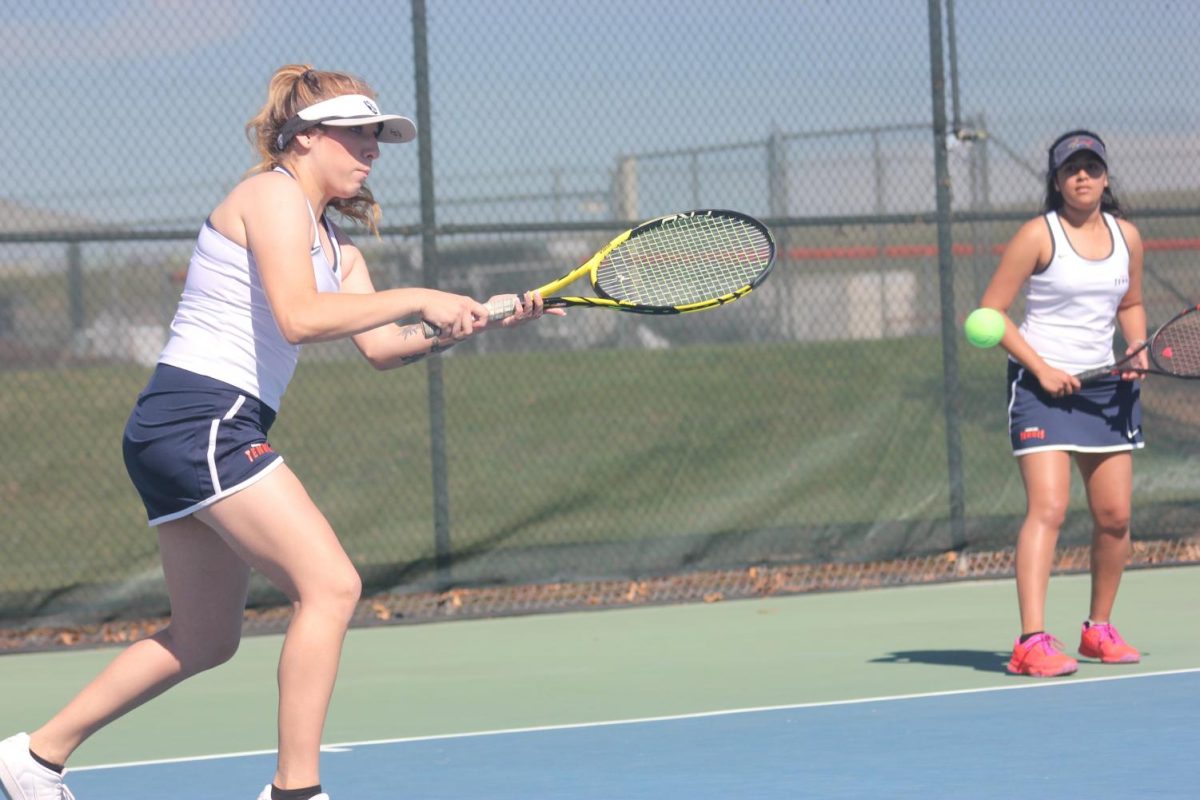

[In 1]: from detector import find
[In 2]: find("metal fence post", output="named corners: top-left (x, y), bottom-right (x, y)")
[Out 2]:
top-left (411, 0), bottom-right (454, 588)
top-left (927, 0), bottom-right (967, 548)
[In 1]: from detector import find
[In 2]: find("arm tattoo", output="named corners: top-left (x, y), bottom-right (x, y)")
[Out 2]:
top-left (395, 323), bottom-right (456, 366)
top-left (399, 323), bottom-right (424, 340)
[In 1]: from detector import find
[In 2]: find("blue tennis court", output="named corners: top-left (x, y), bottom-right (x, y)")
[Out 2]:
top-left (65, 669), bottom-right (1200, 799)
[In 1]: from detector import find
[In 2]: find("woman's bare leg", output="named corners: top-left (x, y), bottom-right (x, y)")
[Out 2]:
top-left (197, 464), bottom-right (361, 790)
top-left (28, 517), bottom-right (250, 764)
top-left (1015, 451), bottom-right (1072, 634)
top-left (1076, 451), bottom-right (1133, 622)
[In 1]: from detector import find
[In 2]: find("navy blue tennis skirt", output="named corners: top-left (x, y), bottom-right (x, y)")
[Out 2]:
top-left (122, 363), bottom-right (284, 526)
top-left (1006, 360), bottom-right (1143, 456)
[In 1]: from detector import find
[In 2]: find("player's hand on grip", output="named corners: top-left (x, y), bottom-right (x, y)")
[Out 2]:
top-left (1037, 366), bottom-right (1081, 398)
top-left (421, 290), bottom-right (490, 340)
top-left (493, 292), bottom-right (566, 329)
top-left (1120, 341), bottom-right (1149, 381)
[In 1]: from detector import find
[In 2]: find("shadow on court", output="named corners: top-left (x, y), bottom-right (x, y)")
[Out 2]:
top-left (870, 649), bottom-right (1011, 673)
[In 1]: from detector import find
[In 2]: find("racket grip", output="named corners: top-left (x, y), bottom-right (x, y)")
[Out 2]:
top-left (1075, 365), bottom-right (1117, 384)
top-left (421, 295), bottom-right (519, 339)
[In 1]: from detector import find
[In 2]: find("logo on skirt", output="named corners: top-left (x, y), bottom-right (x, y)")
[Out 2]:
top-left (244, 442), bottom-right (275, 462)
top-left (1019, 427), bottom-right (1046, 441)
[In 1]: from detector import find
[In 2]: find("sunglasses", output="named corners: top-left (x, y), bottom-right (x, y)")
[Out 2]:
top-left (1057, 160), bottom-right (1106, 178)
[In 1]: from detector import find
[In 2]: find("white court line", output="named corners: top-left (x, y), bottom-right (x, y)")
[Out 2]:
top-left (73, 666), bottom-right (1200, 772)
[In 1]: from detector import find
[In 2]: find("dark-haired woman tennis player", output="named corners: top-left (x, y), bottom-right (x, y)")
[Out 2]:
top-left (976, 130), bottom-right (1146, 678)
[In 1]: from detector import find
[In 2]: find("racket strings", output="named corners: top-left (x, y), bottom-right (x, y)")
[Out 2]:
top-left (1153, 312), bottom-right (1200, 376)
top-left (595, 213), bottom-right (773, 307)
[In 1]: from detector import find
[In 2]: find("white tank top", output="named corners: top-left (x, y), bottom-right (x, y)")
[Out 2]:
top-left (158, 170), bottom-right (342, 410)
top-left (1017, 210), bottom-right (1129, 373)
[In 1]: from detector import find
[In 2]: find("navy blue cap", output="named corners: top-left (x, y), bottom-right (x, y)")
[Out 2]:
top-left (1051, 134), bottom-right (1107, 171)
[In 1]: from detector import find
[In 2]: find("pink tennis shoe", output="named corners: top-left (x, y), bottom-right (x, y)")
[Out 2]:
top-left (1007, 632), bottom-right (1079, 677)
top-left (1078, 621), bottom-right (1140, 663)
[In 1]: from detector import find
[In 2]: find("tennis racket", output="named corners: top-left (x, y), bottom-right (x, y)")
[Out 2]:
top-left (422, 209), bottom-right (775, 338)
top-left (1076, 304), bottom-right (1200, 383)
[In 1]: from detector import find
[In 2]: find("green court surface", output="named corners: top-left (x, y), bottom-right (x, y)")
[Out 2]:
top-left (1, 565), bottom-right (1197, 768)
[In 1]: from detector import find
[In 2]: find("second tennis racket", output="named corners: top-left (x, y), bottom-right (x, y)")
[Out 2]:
top-left (1076, 303), bottom-right (1200, 383)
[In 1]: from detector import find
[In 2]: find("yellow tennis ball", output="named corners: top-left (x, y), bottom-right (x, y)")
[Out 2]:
top-left (964, 308), bottom-right (1005, 348)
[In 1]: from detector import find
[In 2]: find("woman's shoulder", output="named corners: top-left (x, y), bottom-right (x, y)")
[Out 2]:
top-left (230, 169), bottom-right (300, 201)
top-left (1112, 216), bottom-right (1143, 255)
top-left (996, 214), bottom-right (1054, 271)
top-left (1013, 214), bottom-right (1054, 243)
top-left (209, 170), bottom-right (306, 244)
top-left (218, 170), bottom-right (307, 218)
top-left (1111, 214), bottom-right (1141, 237)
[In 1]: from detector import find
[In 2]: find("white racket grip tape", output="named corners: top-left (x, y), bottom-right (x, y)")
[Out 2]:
top-left (421, 295), bottom-right (519, 338)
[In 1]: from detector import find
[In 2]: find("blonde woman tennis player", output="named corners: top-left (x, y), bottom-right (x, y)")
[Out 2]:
top-left (0, 64), bottom-right (557, 800)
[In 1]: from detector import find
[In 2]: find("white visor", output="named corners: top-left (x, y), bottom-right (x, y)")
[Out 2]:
top-left (276, 94), bottom-right (416, 150)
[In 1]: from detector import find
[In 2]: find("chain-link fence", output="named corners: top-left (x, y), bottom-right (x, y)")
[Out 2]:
top-left (2, 1), bottom-right (1199, 641)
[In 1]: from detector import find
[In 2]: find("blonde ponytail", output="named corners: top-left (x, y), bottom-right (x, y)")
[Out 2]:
top-left (245, 64), bottom-right (384, 234)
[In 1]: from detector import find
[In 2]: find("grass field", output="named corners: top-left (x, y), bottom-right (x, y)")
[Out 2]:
top-left (5, 334), bottom-right (1200, 622)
